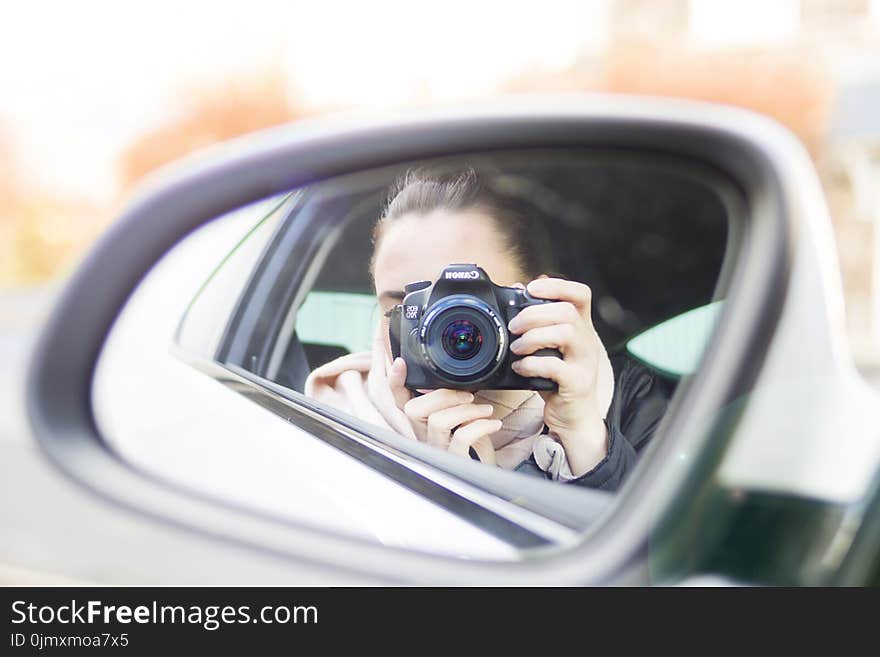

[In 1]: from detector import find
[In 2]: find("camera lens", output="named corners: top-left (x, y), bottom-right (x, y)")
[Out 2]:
top-left (442, 320), bottom-right (482, 360)
top-left (419, 295), bottom-right (505, 385)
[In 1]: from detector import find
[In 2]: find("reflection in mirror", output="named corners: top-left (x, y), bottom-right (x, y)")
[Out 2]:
top-left (93, 148), bottom-right (741, 561)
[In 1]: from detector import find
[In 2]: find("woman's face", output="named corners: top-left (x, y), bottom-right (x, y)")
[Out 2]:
top-left (372, 209), bottom-right (526, 359)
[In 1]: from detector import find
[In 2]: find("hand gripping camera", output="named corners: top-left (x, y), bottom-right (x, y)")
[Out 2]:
top-left (388, 264), bottom-right (561, 391)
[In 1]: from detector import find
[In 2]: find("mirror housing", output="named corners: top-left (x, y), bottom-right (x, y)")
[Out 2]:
top-left (28, 95), bottom-right (815, 583)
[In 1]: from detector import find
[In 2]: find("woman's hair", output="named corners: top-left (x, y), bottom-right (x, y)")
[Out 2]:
top-left (371, 168), bottom-right (556, 279)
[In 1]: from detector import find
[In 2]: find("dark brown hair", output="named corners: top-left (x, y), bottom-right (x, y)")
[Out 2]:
top-left (372, 168), bottom-right (555, 279)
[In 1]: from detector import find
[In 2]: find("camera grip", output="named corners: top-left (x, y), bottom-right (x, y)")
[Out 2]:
top-left (518, 347), bottom-right (560, 392)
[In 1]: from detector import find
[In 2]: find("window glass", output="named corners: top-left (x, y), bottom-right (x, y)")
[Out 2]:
top-left (175, 193), bottom-right (292, 361)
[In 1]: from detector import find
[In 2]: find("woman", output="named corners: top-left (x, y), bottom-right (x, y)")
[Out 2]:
top-left (305, 169), bottom-right (670, 490)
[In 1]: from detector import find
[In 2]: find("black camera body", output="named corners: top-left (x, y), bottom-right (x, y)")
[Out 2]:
top-left (388, 264), bottom-right (561, 391)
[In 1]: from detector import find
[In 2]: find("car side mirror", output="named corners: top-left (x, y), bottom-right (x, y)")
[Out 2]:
top-left (29, 97), bottom-right (872, 584)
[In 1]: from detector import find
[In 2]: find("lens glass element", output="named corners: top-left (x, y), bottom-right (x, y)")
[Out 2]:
top-left (421, 295), bottom-right (504, 384)
top-left (441, 320), bottom-right (482, 360)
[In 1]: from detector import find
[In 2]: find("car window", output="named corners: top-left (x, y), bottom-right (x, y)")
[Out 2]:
top-left (295, 291), bottom-right (379, 356)
top-left (294, 292), bottom-right (725, 379)
top-left (278, 152), bottom-right (734, 382)
top-left (175, 193), bottom-right (293, 361)
top-left (626, 300), bottom-right (724, 378)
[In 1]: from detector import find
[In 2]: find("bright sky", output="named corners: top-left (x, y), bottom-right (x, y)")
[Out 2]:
top-left (283, 1), bottom-right (605, 108)
top-left (689, 0), bottom-right (800, 47)
top-left (0, 1), bottom-right (292, 200)
top-left (0, 0), bottom-right (853, 203)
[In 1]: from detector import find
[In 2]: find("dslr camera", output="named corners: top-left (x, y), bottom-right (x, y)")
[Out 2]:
top-left (388, 264), bottom-right (561, 391)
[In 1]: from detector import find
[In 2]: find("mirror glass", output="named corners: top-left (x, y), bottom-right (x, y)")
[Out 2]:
top-left (92, 148), bottom-right (742, 561)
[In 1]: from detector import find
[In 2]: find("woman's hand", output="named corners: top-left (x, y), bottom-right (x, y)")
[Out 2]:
top-left (507, 278), bottom-right (607, 477)
top-left (365, 321), bottom-right (418, 439)
top-left (387, 360), bottom-right (499, 464)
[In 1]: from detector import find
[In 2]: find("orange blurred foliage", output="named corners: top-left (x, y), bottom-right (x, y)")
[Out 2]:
top-left (118, 68), bottom-right (308, 190)
top-left (506, 45), bottom-right (833, 155)
top-left (0, 130), bottom-right (18, 208)
top-left (603, 45), bottom-right (832, 155)
top-left (1, 129), bottom-right (101, 285)
top-left (2, 69), bottom-right (312, 285)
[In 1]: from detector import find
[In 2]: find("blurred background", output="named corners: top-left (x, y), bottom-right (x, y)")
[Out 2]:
top-left (1, 0), bottom-right (879, 584)
top-left (1, 0), bottom-right (879, 387)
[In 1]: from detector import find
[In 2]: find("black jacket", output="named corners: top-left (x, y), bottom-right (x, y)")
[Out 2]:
top-left (514, 353), bottom-right (674, 491)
